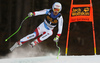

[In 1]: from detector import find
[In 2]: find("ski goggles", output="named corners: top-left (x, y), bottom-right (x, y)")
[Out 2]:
top-left (53, 8), bottom-right (60, 12)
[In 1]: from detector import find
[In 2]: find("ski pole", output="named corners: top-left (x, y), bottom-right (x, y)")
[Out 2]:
top-left (56, 42), bottom-right (60, 59)
top-left (5, 16), bottom-right (29, 42)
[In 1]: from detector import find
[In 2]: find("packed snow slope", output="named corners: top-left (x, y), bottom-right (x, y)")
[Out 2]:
top-left (0, 55), bottom-right (100, 63)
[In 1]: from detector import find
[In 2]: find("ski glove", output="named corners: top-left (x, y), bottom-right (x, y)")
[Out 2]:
top-left (28, 12), bottom-right (34, 17)
top-left (53, 35), bottom-right (59, 42)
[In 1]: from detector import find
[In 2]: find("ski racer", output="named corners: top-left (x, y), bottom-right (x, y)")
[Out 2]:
top-left (11, 2), bottom-right (63, 50)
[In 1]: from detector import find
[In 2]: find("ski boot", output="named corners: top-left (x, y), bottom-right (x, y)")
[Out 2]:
top-left (30, 39), bottom-right (39, 48)
top-left (16, 41), bottom-right (22, 47)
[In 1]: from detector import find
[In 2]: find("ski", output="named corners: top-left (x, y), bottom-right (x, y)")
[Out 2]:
top-left (10, 42), bottom-right (18, 51)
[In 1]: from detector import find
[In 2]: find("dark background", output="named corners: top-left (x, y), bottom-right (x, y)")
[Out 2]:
top-left (0, 0), bottom-right (100, 57)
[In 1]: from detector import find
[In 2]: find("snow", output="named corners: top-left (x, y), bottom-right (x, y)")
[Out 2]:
top-left (0, 44), bottom-right (99, 63)
top-left (0, 55), bottom-right (100, 63)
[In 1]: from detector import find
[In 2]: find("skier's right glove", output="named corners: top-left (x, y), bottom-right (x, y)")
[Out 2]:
top-left (28, 12), bottom-right (34, 17)
top-left (53, 35), bottom-right (59, 42)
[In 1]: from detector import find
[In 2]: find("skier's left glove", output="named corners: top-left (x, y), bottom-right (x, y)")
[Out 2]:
top-left (28, 12), bottom-right (34, 17)
top-left (53, 35), bottom-right (59, 42)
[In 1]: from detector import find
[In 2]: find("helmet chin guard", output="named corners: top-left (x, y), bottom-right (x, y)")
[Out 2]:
top-left (52, 2), bottom-right (62, 12)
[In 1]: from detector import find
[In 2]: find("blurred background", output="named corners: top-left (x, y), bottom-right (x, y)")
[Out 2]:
top-left (0, 0), bottom-right (100, 58)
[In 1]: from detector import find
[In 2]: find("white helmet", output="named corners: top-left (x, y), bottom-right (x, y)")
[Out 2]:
top-left (52, 2), bottom-right (62, 12)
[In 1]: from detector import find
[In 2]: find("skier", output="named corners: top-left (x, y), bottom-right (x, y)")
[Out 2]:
top-left (10, 2), bottom-right (63, 51)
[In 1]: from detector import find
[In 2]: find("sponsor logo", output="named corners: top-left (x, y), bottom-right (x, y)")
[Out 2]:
top-left (27, 35), bottom-right (34, 39)
top-left (46, 16), bottom-right (58, 23)
top-left (55, 5), bottom-right (60, 7)
top-left (72, 7), bottom-right (90, 16)
top-left (42, 33), bottom-right (49, 38)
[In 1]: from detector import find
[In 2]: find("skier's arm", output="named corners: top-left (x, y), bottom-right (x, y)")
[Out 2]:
top-left (53, 16), bottom-right (63, 42)
top-left (57, 16), bottom-right (63, 38)
top-left (33, 9), bottom-right (50, 16)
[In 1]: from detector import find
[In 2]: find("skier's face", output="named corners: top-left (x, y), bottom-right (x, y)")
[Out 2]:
top-left (53, 8), bottom-right (60, 15)
top-left (53, 11), bottom-right (58, 15)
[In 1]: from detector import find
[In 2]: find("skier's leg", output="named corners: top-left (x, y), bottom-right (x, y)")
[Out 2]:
top-left (10, 23), bottom-right (44, 51)
top-left (30, 30), bottom-right (53, 47)
top-left (16, 22), bottom-right (45, 47)
top-left (16, 28), bottom-right (39, 47)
